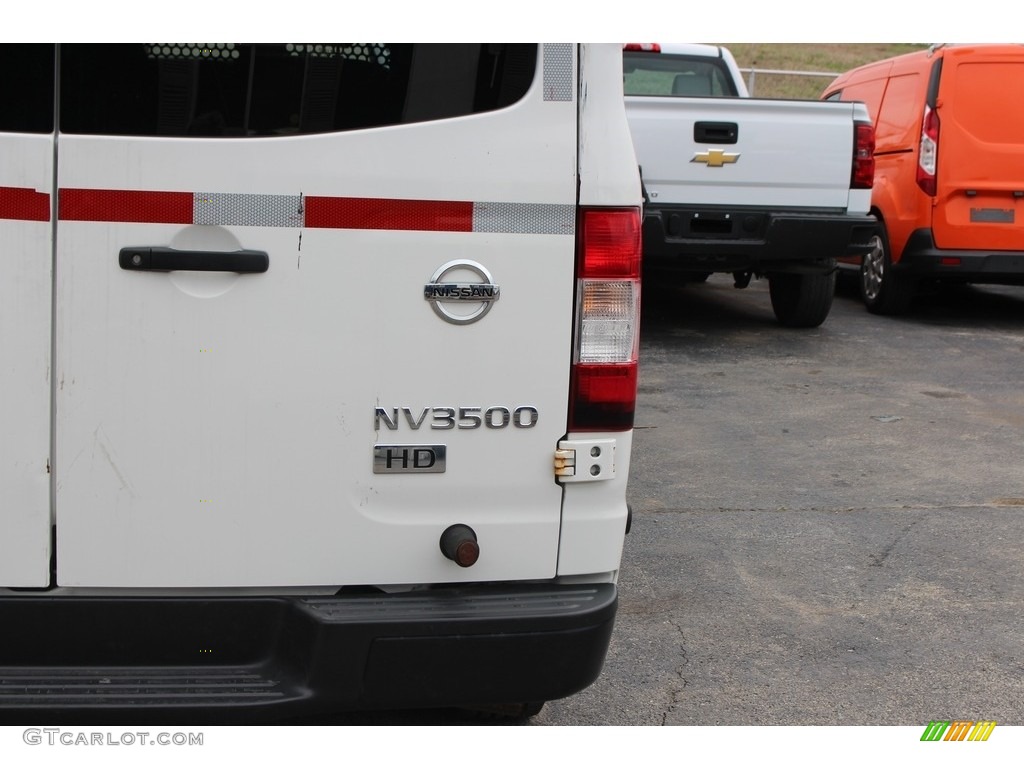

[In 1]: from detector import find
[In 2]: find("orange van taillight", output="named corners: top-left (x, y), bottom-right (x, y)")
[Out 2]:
top-left (569, 208), bottom-right (642, 432)
top-left (917, 104), bottom-right (940, 196)
top-left (852, 121), bottom-right (875, 189)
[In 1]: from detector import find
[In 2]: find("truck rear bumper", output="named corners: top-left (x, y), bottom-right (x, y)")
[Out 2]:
top-left (0, 583), bottom-right (616, 722)
top-left (642, 206), bottom-right (878, 274)
top-left (895, 228), bottom-right (1024, 283)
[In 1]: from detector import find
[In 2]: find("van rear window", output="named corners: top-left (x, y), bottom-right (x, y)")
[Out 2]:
top-left (0, 45), bottom-right (55, 133)
top-left (623, 52), bottom-right (739, 97)
top-left (57, 44), bottom-right (537, 137)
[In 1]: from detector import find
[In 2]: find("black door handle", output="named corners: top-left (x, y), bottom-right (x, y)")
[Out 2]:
top-left (694, 121), bottom-right (738, 144)
top-left (119, 247), bottom-right (269, 273)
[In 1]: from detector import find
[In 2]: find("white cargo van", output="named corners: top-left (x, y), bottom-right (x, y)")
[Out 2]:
top-left (0, 43), bottom-right (641, 720)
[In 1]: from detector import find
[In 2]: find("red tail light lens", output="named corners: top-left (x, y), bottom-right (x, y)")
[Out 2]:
top-left (852, 121), bottom-right (875, 190)
top-left (623, 43), bottom-right (661, 53)
top-left (577, 209), bottom-right (643, 279)
top-left (569, 208), bottom-right (642, 432)
top-left (917, 104), bottom-right (939, 196)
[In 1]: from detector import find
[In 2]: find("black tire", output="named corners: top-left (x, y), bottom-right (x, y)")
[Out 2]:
top-left (732, 270), bottom-right (752, 289)
top-left (861, 225), bottom-right (914, 315)
top-left (767, 265), bottom-right (836, 328)
top-left (465, 701), bottom-right (545, 720)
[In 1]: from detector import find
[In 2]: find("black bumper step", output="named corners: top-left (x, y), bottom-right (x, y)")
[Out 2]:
top-left (0, 584), bottom-right (616, 721)
top-left (0, 667), bottom-right (291, 707)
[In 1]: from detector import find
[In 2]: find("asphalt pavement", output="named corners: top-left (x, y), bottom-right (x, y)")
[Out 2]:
top-left (273, 273), bottom-right (1023, 727)
top-left (536, 273), bottom-right (1024, 725)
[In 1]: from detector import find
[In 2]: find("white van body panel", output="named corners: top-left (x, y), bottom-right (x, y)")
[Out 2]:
top-left (579, 44), bottom-right (645, 207)
top-left (0, 136), bottom-right (52, 587)
top-left (53, 47), bottom-right (582, 588)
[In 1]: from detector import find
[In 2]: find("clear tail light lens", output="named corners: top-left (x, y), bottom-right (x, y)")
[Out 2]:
top-left (578, 281), bottom-right (639, 363)
top-left (569, 208), bottom-right (642, 431)
top-left (917, 104), bottom-right (939, 196)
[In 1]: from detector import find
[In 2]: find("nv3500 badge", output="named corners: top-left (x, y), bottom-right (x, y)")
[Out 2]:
top-left (375, 405), bottom-right (539, 430)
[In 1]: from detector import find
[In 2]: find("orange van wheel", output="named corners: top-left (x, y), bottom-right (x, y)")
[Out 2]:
top-left (861, 226), bottom-right (915, 315)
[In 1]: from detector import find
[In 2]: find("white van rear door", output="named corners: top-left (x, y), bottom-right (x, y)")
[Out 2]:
top-left (54, 44), bottom-right (579, 587)
top-left (0, 46), bottom-right (54, 587)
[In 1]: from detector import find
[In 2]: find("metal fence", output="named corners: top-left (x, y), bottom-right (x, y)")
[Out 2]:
top-left (739, 68), bottom-right (841, 99)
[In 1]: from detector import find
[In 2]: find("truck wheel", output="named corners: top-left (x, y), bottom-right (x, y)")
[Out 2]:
top-left (861, 227), bottom-right (914, 315)
top-left (465, 701), bottom-right (545, 720)
top-left (768, 266), bottom-right (836, 328)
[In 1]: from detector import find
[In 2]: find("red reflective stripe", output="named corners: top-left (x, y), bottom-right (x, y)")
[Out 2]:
top-left (54, 189), bottom-right (481, 232)
top-left (305, 196), bottom-right (473, 231)
top-left (60, 189), bottom-right (193, 224)
top-left (0, 186), bottom-right (50, 222)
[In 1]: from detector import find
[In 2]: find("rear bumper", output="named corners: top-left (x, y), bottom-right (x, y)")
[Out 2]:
top-left (642, 205), bottom-right (878, 274)
top-left (0, 583), bottom-right (616, 722)
top-left (895, 228), bottom-right (1024, 283)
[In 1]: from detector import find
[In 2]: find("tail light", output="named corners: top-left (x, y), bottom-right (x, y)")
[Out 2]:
top-left (569, 208), bottom-right (642, 431)
top-left (917, 104), bottom-right (939, 196)
top-left (623, 43), bottom-right (661, 53)
top-left (852, 120), bottom-right (875, 189)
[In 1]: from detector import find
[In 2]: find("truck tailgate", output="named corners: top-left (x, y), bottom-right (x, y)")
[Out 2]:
top-left (628, 96), bottom-right (859, 210)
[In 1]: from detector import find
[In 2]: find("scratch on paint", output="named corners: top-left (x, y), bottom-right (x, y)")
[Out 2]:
top-left (64, 446), bottom-right (86, 476)
top-left (94, 427), bottom-right (137, 498)
top-left (297, 192), bottom-right (304, 268)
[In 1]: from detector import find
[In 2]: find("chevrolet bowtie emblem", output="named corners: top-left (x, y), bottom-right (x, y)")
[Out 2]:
top-left (692, 149), bottom-right (740, 167)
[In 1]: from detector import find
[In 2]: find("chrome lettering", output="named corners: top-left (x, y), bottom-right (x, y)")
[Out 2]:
top-left (373, 444), bottom-right (447, 474)
top-left (375, 406), bottom-right (539, 430)
top-left (458, 407), bottom-right (483, 429)
top-left (485, 406), bottom-right (511, 429)
top-left (382, 447), bottom-right (436, 470)
top-left (514, 406), bottom-right (539, 428)
top-left (425, 284), bottom-right (499, 301)
top-left (374, 407), bottom-right (399, 430)
top-left (432, 407), bottom-right (457, 430)
top-left (402, 407), bottom-right (430, 429)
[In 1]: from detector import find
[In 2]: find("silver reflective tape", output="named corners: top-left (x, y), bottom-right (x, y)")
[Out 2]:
top-left (543, 43), bottom-right (574, 102)
top-left (194, 193), bottom-right (305, 228)
top-left (472, 202), bottom-right (575, 235)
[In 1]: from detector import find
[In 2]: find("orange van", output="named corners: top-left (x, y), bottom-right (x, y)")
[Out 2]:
top-left (823, 44), bottom-right (1024, 313)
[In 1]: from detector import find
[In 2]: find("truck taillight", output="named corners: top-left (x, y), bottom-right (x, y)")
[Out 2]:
top-left (623, 43), bottom-right (661, 53)
top-left (852, 120), bottom-right (875, 189)
top-left (569, 208), bottom-right (642, 432)
top-left (916, 104), bottom-right (939, 196)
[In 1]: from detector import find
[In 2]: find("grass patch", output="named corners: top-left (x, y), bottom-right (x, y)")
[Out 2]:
top-left (714, 43), bottom-right (930, 98)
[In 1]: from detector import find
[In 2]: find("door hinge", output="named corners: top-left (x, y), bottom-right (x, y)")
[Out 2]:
top-left (555, 439), bottom-right (616, 483)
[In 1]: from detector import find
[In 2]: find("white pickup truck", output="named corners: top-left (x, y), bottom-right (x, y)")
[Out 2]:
top-left (625, 43), bottom-right (878, 327)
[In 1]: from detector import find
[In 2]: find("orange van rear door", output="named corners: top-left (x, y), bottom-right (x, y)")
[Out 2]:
top-left (933, 46), bottom-right (1024, 251)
